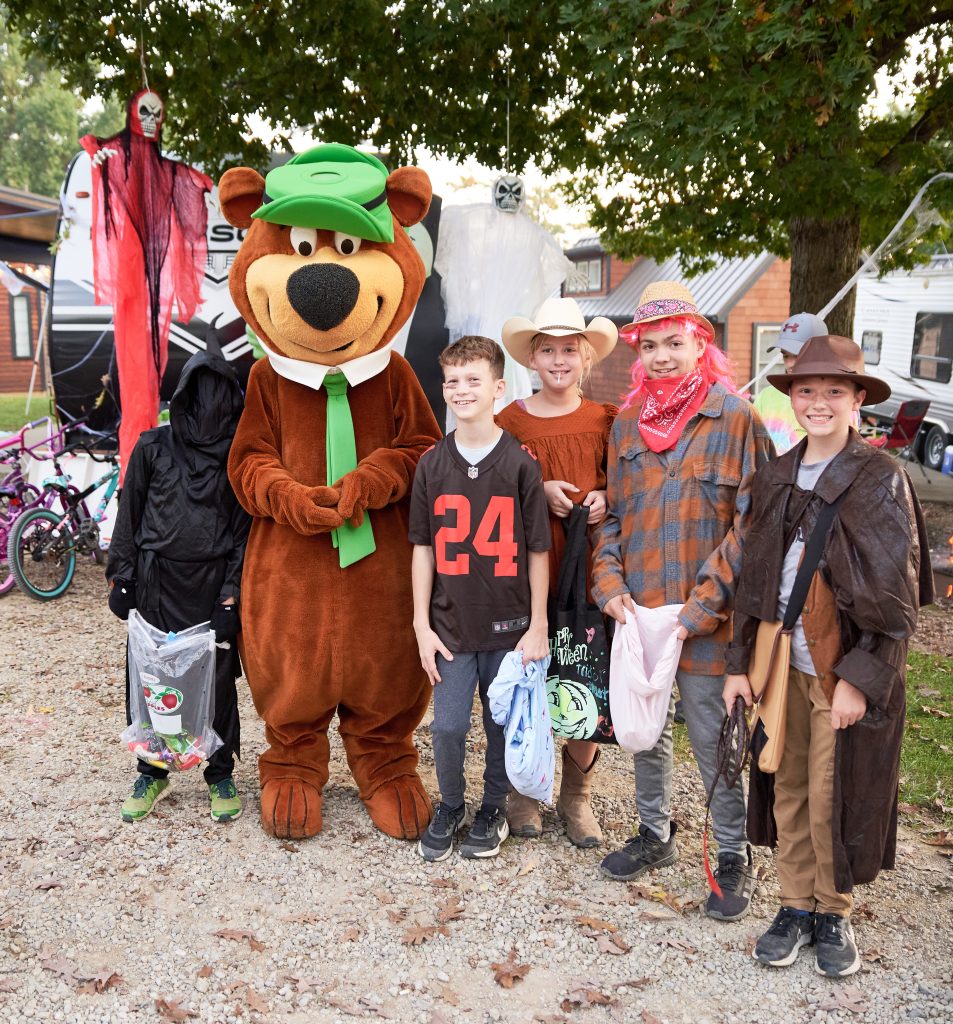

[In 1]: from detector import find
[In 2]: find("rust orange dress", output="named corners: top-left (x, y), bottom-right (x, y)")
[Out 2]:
top-left (496, 398), bottom-right (618, 596)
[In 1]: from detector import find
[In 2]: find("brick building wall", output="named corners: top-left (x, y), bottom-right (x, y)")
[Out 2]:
top-left (0, 275), bottom-right (45, 392)
top-left (722, 258), bottom-right (791, 384)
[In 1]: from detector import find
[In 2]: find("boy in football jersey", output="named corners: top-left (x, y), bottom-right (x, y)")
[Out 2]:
top-left (410, 336), bottom-right (551, 861)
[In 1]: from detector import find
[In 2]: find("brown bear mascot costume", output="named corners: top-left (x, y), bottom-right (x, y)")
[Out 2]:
top-left (221, 145), bottom-right (441, 841)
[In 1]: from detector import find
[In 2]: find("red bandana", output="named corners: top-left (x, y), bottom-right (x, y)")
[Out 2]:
top-left (637, 368), bottom-right (708, 452)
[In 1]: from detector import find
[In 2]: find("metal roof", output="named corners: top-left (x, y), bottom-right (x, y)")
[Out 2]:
top-left (575, 251), bottom-right (776, 321)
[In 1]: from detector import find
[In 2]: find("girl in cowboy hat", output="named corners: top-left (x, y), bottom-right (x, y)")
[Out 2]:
top-left (592, 281), bottom-right (773, 922)
top-left (499, 296), bottom-right (619, 848)
top-left (724, 335), bottom-right (932, 977)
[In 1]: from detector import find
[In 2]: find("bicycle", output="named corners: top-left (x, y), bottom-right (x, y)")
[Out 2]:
top-left (9, 442), bottom-right (120, 600)
top-left (0, 417), bottom-right (73, 596)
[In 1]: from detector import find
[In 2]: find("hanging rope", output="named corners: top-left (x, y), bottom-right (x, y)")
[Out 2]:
top-left (505, 32), bottom-right (511, 173)
top-left (138, 0), bottom-right (151, 91)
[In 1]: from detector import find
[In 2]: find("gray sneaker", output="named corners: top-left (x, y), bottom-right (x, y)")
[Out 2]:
top-left (706, 847), bottom-right (755, 921)
top-left (417, 802), bottom-right (466, 862)
top-left (599, 822), bottom-right (678, 881)
top-left (459, 804), bottom-right (509, 859)
top-left (814, 913), bottom-right (860, 977)
top-left (754, 907), bottom-right (815, 967)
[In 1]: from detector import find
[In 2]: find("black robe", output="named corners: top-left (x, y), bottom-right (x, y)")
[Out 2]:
top-left (108, 348), bottom-right (250, 764)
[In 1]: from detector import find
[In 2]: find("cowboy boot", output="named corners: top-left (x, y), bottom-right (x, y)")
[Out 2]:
top-left (506, 791), bottom-right (543, 838)
top-left (556, 746), bottom-right (603, 848)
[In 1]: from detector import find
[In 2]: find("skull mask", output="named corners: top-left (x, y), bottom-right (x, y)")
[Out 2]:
top-left (130, 90), bottom-right (165, 140)
top-left (493, 174), bottom-right (525, 214)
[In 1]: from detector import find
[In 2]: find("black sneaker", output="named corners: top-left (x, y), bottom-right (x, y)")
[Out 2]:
top-left (459, 804), bottom-right (509, 859)
top-left (706, 846), bottom-right (755, 921)
top-left (599, 822), bottom-right (678, 881)
top-left (814, 913), bottom-right (860, 977)
top-left (417, 802), bottom-right (466, 862)
top-left (753, 907), bottom-right (815, 967)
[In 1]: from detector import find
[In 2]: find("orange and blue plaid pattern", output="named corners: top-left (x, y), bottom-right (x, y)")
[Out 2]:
top-left (592, 383), bottom-right (774, 675)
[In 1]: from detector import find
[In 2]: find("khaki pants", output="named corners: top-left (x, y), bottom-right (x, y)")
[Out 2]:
top-left (773, 667), bottom-right (853, 916)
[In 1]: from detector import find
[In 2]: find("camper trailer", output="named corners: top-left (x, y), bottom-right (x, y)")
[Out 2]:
top-left (853, 254), bottom-right (953, 470)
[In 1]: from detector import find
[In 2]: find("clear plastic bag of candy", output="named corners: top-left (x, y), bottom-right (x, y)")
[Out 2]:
top-left (121, 610), bottom-right (222, 772)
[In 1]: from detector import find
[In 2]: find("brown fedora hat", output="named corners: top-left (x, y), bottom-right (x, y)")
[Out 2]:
top-left (767, 335), bottom-right (891, 404)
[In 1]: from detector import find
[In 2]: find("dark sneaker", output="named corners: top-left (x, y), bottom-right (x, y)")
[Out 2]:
top-left (706, 846), bottom-right (755, 921)
top-left (459, 804), bottom-right (509, 859)
top-left (418, 802), bottom-right (466, 862)
top-left (753, 907), bottom-right (815, 967)
top-left (120, 774), bottom-right (170, 822)
top-left (208, 777), bottom-right (243, 822)
top-left (600, 822), bottom-right (678, 881)
top-left (814, 913), bottom-right (860, 977)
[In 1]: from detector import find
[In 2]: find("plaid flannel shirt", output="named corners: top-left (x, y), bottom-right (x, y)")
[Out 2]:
top-left (592, 383), bottom-right (774, 676)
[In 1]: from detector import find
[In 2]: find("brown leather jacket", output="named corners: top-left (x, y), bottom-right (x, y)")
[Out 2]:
top-left (727, 430), bottom-right (933, 891)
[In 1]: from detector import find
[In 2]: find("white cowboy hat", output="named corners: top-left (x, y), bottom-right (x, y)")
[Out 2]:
top-left (502, 297), bottom-right (618, 368)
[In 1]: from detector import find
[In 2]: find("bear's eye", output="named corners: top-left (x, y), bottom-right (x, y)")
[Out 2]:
top-left (334, 232), bottom-right (362, 257)
top-left (290, 227), bottom-right (317, 257)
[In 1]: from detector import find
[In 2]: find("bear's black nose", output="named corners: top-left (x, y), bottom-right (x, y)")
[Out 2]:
top-left (286, 263), bottom-right (360, 332)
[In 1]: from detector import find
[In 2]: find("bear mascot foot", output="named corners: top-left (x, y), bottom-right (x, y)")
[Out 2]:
top-left (260, 777), bottom-right (323, 839)
top-left (363, 774), bottom-right (433, 839)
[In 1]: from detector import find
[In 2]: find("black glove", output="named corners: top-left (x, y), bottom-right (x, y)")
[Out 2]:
top-left (108, 578), bottom-right (136, 621)
top-left (210, 602), bottom-right (240, 643)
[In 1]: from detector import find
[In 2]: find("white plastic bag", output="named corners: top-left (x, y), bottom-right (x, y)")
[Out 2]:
top-left (121, 610), bottom-right (221, 772)
top-left (488, 651), bottom-right (555, 803)
top-left (609, 605), bottom-right (684, 753)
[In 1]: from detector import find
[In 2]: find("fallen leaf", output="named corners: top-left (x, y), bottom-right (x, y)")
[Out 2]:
top-left (340, 926), bottom-right (361, 942)
top-left (862, 946), bottom-right (887, 963)
top-left (374, 889), bottom-right (395, 905)
top-left (656, 937), bottom-right (697, 954)
top-left (639, 909), bottom-right (678, 921)
top-left (154, 998), bottom-right (199, 1022)
top-left (438, 984), bottom-right (460, 1006)
top-left (196, 966), bottom-right (212, 978)
top-left (516, 854), bottom-right (539, 877)
top-left (0, 978), bottom-right (22, 993)
top-left (853, 904), bottom-right (877, 921)
top-left (34, 878), bottom-right (63, 891)
top-left (213, 928), bottom-right (266, 951)
top-left (918, 688), bottom-right (941, 697)
top-left (386, 908), bottom-right (408, 924)
top-left (596, 933), bottom-right (630, 955)
top-left (642, 1012), bottom-right (662, 1024)
top-left (921, 831), bottom-right (953, 848)
top-left (436, 895), bottom-right (465, 923)
top-left (574, 915), bottom-right (618, 933)
top-left (560, 984), bottom-right (618, 1011)
top-left (401, 924), bottom-right (438, 945)
top-left (326, 996), bottom-right (364, 1016)
top-left (430, 877), bottom-right (456, 889)
top-left (282, 911), bottom-right (321, 924)
top-left (921, 705), bottom-right (951, 718)
top-left (490, 948), bottom-right (530, 988)
top-left (619, 977), bottom-right (652, 990)
top-left (817, 985), bottom-right (869, 1014)
top-left (40, 956), bottom-right (79, 983)
top-left (242, 986), bottom-right (269, 1013)
top-left (279, 841), bottom-right (299, 853)
top-left (76, 970), bottom-right (123, 995)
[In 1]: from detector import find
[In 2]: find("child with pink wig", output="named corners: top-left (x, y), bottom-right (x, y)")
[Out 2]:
top-left (592, 281), bottom-right (773, 922)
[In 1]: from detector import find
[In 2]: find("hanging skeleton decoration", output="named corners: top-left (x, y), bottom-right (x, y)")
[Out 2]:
top-left (81, 91), bottom-right (212, 478)
top-left (130, 90), bottom-right (165, 139)
top-left (493, 174), bottom-right (525, 213)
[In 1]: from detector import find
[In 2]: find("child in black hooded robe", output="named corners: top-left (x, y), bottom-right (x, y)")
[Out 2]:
top-left (107, 344), bottom-right (250, 823)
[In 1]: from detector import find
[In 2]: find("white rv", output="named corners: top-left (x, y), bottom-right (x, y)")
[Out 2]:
top-left (853, 254), bottom-right (953, 470)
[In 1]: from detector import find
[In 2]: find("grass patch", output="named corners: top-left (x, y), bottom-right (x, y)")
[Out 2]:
top-left (0, 393), bottom-right (52, 433)
top-left (901, 651), bottom-right (953, 824)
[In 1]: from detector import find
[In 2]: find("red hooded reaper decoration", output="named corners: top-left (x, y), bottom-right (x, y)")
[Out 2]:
top-left (81, 90), bottom-right (213, 476)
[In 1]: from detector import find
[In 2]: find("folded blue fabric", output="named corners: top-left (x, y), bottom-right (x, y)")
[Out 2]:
top-left (488, 651), bottom-right (555, 803)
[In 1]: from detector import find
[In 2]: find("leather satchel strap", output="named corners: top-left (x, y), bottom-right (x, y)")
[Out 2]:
top-left (781, 491), bottom-right (846, 632)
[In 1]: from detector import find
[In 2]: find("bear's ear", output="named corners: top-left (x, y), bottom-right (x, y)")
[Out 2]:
top-left (218, 167), bottom-right (266, 228)
top-left (386, 166), bottom-right (432, 228)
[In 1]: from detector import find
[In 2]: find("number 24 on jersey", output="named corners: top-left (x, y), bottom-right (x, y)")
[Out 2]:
top-left (434, 495), bottom-right (518, 577)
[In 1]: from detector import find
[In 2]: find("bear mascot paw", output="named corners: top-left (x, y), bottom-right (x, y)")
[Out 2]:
top-left (222, 144), bottom-right (442, 840)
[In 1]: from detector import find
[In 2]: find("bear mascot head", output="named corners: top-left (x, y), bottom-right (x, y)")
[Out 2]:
top-left (221, 144), bottom-right (443, 843)
top-left (218, 143), bottom-right (432, 362)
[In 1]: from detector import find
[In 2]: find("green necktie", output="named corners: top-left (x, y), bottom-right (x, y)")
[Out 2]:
top-left (323, 372), bottom-right (376, 567)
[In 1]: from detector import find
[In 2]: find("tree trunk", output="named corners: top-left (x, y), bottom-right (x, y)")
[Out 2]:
top-left (788, 215), bottom-right (861, 338)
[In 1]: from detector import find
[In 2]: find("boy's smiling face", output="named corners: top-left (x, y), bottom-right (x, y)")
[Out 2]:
top-left (790, 375), bottom-right (864, 440)
top-left (442, 358), bottom-right (505, 423)
top-left (638, 325), bottom-right (706, 379)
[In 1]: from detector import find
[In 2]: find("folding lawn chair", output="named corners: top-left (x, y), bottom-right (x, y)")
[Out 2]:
top-left (866, 399), bottom-right (931, 480)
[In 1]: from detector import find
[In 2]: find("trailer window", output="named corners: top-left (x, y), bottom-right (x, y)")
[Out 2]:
top-left (911, 312), bottom-right (953, 384)
top-left (860, 330), bottom-right (882, 366)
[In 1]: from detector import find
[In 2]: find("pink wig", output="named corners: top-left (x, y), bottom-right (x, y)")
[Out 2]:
top-left (619, 316), bottom-right (743, 409)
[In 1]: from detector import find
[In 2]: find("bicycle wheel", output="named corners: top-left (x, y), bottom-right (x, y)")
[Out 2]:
top-left (10, 508), bottom-right (76, 600)
top-left (0, 524), bottom-right (14, 595)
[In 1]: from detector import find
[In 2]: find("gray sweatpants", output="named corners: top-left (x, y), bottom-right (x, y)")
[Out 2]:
top-left (432, 649), bottom-right (510, 811)
top-left (634, 669), bottom-right (748, 855)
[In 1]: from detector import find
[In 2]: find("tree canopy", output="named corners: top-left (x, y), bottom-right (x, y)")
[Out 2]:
top-left (6, 1), bottom-right (952, 327)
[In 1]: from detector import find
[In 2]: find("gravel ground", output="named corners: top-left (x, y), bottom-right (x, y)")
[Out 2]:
top-left (1, 559), bottom-right (951, 1024)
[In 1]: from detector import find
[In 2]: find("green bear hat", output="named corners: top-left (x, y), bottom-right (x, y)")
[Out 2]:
top-left (252, 143), bottom-right (394, 243)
